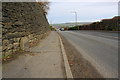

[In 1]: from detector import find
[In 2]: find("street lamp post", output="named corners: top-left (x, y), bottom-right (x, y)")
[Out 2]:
top-left (71, 11), bottom-right (79, 30)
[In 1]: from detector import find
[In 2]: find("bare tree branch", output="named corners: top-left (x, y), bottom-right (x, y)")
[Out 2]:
top-left (37, 1), bottom-right (50, 15)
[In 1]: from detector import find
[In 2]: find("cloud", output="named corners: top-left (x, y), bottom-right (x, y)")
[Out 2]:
top-left (48, 0), bottom-right (119, 2)
top-left (47, 2), bottom-right (118, 24)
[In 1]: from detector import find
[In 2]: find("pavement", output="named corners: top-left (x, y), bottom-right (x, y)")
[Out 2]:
top-left (59, 31), bottom-right (118, 78)
top-left (3, 31), bottom-right (71, 78)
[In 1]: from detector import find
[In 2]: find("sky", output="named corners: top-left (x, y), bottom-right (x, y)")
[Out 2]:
top-left (46, 0), bottom-right (119, 24)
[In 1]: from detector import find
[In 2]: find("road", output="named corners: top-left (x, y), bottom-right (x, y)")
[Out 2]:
top-left (59, 30), bottom-right (118, 78)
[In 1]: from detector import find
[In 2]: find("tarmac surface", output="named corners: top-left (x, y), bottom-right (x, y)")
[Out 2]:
top-left (59, 30), bottom-right (118, 78)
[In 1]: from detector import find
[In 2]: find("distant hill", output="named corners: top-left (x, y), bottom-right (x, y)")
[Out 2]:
top-left (52, 22), bottom-right (92, 28)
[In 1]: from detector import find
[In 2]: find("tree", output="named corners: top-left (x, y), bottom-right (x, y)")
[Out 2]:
top-left (37, 1), bottom-right (50, 15)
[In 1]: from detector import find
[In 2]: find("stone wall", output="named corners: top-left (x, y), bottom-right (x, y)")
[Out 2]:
top-left (2, 2), bottom-right (50, 60)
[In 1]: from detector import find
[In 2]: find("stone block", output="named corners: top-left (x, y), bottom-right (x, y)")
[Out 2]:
top-left (7, 44), bottom-right (13, 50)
top-left (19, 37), bottom-right (28, 50)
top-left (13, 43), bottom-right (19, 49)
top-left (14, 21), bottom-right (23, 26)
top-left (4, 50), bottom-right (12, 57)
top-left (3, 39), bottom-right (9, 46)
top-left (2, 46), bottom-right (7, 51)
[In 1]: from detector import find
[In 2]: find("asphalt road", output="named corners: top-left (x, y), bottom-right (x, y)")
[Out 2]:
top-left (59, 30), bottom-right (118, 78)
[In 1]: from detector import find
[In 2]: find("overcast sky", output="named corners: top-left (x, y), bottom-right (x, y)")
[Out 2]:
top-left (46, 0), bottom-right (119, 24)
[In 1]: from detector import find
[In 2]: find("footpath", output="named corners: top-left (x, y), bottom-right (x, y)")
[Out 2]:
top-left (3, 31), bottom-right (72, 78)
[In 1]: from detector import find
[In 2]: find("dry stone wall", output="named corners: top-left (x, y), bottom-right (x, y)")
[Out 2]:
top-left (2, 2), bottom-right (50, 59)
